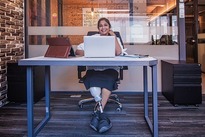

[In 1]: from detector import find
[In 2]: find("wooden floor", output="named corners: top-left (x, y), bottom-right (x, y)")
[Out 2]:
top-left (0, 92), bottom-right (205, 137)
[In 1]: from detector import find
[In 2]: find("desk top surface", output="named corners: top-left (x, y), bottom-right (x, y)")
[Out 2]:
top-left (18, 56), bottom-right (158, 66)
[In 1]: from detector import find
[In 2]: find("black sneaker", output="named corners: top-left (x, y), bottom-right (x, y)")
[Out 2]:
top-left (90, 111), bottom-right (100, 132)
top-left (98, 113), bottom-right (112, 133)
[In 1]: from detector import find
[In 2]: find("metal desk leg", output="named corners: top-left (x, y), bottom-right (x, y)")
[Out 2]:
top-left (143, 65), bottom-right (158, 137)
top-left (143, 66), bottom-right (153, 131)
top-left (152, 65), bottom-right (158, 137)
top-left (45, 66), bottom-right (51, 119)
top-left (34, 66), bottom-right (51, 136)
top-left (27, 66), bottom-right (51, 137)
top-left (27, 67), bottom-right (34, 137)
top-left (143, 66), bottom-right (149, 119)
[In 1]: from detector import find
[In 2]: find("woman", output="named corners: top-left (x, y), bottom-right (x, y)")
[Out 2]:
top-left (75, 17), bottom-right (123, 133)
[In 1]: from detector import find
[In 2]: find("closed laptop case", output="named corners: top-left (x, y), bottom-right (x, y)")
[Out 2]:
top-left (45, 37), bottom-right (72, 58)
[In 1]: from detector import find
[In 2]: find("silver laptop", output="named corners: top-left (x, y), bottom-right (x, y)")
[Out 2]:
top-left (84, 36), bottom-right (115, 58)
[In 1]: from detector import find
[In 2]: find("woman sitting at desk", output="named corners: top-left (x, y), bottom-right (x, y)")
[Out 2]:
top-left (75, 17), bottom-right (123, 133)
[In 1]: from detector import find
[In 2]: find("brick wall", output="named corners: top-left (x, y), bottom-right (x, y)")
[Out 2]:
top-left (0, 0), bottom-right (24, 107)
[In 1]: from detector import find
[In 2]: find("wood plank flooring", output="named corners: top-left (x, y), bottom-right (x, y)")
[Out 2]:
top-left (0, 92), bottom-right (205, 137)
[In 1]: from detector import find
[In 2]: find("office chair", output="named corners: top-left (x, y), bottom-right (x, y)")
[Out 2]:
top-left (78, 31), bottom-right (128, 111)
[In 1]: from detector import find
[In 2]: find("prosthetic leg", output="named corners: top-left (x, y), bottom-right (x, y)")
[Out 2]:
top-left (90, 87), bottom-right (103, 113)
top-left (90, 87), bottom-right (112, 133)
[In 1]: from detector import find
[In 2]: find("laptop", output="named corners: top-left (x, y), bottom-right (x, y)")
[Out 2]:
top-left (84, 36), bottom-right (115, 58)
top-left (45, 37), bottom-right (74, 58)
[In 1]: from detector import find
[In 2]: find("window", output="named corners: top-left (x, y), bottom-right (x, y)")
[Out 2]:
top-left (28, 0), bottom-right (178, 45)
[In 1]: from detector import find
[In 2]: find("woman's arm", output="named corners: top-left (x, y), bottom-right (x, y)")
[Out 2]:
top-left (75, 49), bottom-right (84, 56)
top-left (109, 30), bottom-right (122, 55)
top-left (75, 43), bottom-right (85, 56)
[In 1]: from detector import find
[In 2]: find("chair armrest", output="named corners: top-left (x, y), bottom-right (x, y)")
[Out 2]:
top-left (77, 66), bottom-right (86, 79)
top-left (119, 66), bottom-right (128, 80)
top-left (122, 66), bottom-right (128, 70)
top-left (119, 69), bottom-right (123, 80)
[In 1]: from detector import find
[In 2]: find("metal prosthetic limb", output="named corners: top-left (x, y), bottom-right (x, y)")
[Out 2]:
top-left (90, 87), bottom-right (103, 113)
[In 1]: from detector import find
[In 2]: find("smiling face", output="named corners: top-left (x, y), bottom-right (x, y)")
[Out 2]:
top-left (97, 18), bottom-right (111, 36)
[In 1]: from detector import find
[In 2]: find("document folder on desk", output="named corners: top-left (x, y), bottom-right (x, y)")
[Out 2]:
top-left (45, 37), bottom-right (72, 58)
top-left (121, 54), bottom-right (149, 58)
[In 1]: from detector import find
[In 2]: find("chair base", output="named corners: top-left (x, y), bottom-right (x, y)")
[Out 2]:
top-left (78, 94), bottom-right (122, 111)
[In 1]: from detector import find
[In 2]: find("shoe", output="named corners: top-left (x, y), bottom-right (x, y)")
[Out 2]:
top-left (98, 113), bottom-right (112, 133)
top-left (90, 111), bottom-right (100, 132)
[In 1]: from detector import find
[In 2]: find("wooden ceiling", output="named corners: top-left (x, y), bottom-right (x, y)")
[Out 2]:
top-left (62, 0), bottom-right (205, 16)
top-left (63, 0), bottom-right (170, 14)
top-left (63, 0), bottom-right (130, 5)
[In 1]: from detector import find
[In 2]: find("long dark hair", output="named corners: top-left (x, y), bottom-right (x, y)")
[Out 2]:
top-left (97, 17), bottom-right (111, 29)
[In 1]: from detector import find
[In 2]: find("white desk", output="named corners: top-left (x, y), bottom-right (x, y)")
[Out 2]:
top-left (18, 56), bottom-right (158, 137)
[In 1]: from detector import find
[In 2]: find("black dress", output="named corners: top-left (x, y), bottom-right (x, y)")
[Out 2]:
top-left (83, 69), bottom-right (118, 91)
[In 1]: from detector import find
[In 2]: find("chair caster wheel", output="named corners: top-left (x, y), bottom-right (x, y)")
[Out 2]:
top-left (79, 104), bottom-right (83, 108)
top-left (116, 107), bottom-right (122, 111)
top-left (174, 104), bottom-right (178, 107)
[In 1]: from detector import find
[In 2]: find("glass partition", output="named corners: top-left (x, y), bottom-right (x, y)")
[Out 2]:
top-left (28, 0), bottom-right (178, 46)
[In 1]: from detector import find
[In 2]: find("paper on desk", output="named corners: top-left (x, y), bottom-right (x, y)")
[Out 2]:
top-left (120, 54), bottom-right (149, 58)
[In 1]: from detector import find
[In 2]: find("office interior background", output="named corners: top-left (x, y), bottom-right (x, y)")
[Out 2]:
top-left (0, 0), bottom-right (205, 107)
